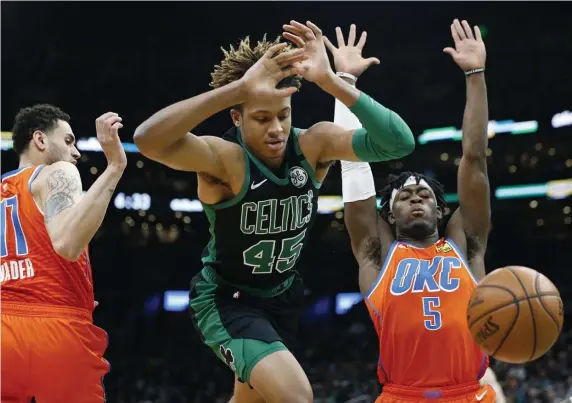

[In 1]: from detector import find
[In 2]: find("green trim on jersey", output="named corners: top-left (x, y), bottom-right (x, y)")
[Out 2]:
top-left (291, 128), bottom-right (322, 189)
top-left (237, 129), bottom-right (290, 186)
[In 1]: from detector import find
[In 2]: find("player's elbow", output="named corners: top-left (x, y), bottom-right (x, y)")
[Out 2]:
top-left (52, 239), bottom-right (83, 262)
top-left (133, 124), bottom-right (155, 156)
top-left (396, 132), bottom-right (415, 157)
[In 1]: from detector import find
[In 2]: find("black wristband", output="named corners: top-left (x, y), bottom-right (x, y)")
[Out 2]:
top-left (465, 68), bottom-right (485, 76)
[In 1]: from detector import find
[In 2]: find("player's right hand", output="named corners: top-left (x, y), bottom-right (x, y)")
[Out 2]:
top-left (239, 42), bottom-right (307, 99)
top-left (323, 24), bottom-right (380, 79)
top-left (96, 112), bottom-right (127, 170)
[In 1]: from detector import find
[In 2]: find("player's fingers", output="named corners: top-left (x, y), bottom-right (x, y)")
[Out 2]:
top-left (347, 24), bottom-right (357, 47)
top-left (306, 21), bottom-right (322, 37)
top-left (443, 47), bottom-right (458, 58)
top-left (276, 53), bottom-right (308, 68)
top-left (282, 32), bottom-right (305, 49)
top-left (111, 122), bottom-right (123, 132)
top-left (105, 116), bottom-right (123, 127)
top-left (365, 57), bottom-right (381, 66)
top-left (273, 47), bottom-right (305, 65)
top-left (453, 19), bottom-right (466, 40)
top-left (461, 20), bottom-right (474, 39)
top-left (283, 24), bottom-right (307, 40)
top-left (97, 112), bottom-right (118, 122)
top-left (290, 20), bottom-right (316, 40)
top-left (450, 23), bottom-right (461, 46)
top-left (280, 64), bottom-right (304, 79)
top-left (335, 27), bottom-right (346, 47)
top-left (356, 31), bottom-right (368, 50)
top-left (323, 36), bottom-right (336, 53)
top-left (274, 86), bottom-right (298, 98)
top-left (474, 25), bottom-right (483, 42)
top-left (264, 42), bottom-right (288, 59)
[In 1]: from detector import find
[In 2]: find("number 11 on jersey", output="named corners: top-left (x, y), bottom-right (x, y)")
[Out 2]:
top-left (1, 196), bottom-right (29, 258)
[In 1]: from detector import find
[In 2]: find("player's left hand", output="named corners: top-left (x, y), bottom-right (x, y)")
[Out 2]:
top-left (323, 24), bottom-right (380, 79)
top-left (282, 20), bottom-right (334, 86)
top-left (443, 19), bottom-right (486, 71)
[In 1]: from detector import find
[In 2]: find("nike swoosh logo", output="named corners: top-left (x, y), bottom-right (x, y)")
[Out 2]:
top-left (251, 179), bottom-right (267, 190)
top-left (476, 391), bottom-right (487, 401)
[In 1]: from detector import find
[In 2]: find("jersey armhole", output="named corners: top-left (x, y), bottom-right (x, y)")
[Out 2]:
top-left (365, 240), bottom-right (399, 299)
top-left (292, 127), bottom-right (322, 189)
top-left (201, 148), bottom-right (251, 211)
top-left (28, 165), bottom-right (46, 216)
top-left (445, 237), bottom-right (479, 285)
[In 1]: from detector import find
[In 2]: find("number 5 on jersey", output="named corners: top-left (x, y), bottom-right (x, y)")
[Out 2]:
top-left (422, 297), bottom-right (442, 331)
top-left (1, 196), bottom-right (29, 257)
top-left (243, 229), bottom-right (307, 274)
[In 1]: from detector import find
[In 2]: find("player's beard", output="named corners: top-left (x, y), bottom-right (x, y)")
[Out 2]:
top-left (45, 145), bottom-right (67, 165)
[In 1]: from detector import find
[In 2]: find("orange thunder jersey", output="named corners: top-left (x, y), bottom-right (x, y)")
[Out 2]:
top-left (1, 166), bottom-right (94, 311)
top-left (365, 238), bottom-right (487, 388)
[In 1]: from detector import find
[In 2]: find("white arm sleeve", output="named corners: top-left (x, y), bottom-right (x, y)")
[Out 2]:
top-left (335, 98), bottom-right (376, 203)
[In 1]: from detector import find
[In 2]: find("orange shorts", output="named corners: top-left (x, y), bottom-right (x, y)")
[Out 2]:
top-left (1, 303), bottom-right (110, 403)
top-left (376, 382), bottom-right (496, 403)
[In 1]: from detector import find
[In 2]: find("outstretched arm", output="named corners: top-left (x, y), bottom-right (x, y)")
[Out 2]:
top-left (33, 113), bottom-right (127, 261)
top-left (133, 43), bottom-right (306, 175)
top-left (283, 21), bottom-right (415, 164)
top-left (445, 20), bottom-right (490, 279)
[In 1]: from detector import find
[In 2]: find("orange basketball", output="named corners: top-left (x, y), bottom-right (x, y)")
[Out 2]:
top-left (467, 266), bottom-right (564, 364)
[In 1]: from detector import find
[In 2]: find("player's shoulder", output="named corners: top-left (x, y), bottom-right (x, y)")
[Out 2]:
top-left (202, 135), bottom-right (243, 158)
top-left (37, 161), bottom-right (80, 179)
top-left (31, 161), bottom-right (81, 196)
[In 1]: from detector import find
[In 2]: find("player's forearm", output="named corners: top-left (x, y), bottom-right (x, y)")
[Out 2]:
top-left (134, 80), bottom-right (245, 156)
top-left (334, 81), bottom-right (380, 259)
top-left (462, 73), bottom-right (488, 161)
top-left (48, 166), bottom-right (124, 261)
top-left (320, 73), bottom-right (415, 162)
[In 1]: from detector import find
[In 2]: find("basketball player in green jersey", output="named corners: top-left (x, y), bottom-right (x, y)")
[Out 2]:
top-left (134, 21), bottom-right (414, 402)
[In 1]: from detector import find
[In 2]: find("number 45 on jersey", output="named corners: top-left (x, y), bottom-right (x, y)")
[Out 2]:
top-left (243, 229), bottom-right (307, 274)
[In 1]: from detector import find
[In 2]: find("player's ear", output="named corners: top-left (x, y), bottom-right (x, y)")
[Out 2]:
top-left (436, 206), bottom-right (443, 220)
top-left (387, 210), bottom-right (396, 225)
top-left (230, 108), bottom-right (242, 127)
top-left (31, 130), bottom-right (48, 151)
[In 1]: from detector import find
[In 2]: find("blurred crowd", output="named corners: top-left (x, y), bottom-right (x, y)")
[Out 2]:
top-left (95, 298), bottom-right (571, 403)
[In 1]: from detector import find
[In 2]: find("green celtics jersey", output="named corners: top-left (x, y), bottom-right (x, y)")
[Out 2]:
top-left (201, 126), bottom-right (321, 290)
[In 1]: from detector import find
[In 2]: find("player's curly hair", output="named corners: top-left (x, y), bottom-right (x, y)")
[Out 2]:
top-left (210, 34), bottom-right (303, 106)
top-left (11, 104), bottom-right (70, 156)
top-left (379, 171), bottom-right (448, 223)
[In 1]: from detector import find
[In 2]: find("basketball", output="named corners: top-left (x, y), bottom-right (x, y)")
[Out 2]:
top-left (467, 266), bottom-right (564, 364)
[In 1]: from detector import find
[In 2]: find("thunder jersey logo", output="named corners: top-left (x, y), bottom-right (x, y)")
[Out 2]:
top-left (390, 256), bottom-right (463, 295)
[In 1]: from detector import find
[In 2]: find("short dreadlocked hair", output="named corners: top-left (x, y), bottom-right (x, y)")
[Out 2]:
top-left (210, 35), bottom-right (302, 107)
top-left (379, 171), bottom-right (448, 222)
top-left (11, 104), bottom-right (70, 156)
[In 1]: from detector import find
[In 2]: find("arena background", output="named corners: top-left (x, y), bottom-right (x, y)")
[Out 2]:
top-left (2, 1), bottom-right (572, 402)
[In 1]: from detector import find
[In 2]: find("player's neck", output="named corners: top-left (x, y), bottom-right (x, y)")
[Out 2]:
top-left (18, 154), bottom-right (39, 169)
top-left (396, 231), bottom-right (440, 248)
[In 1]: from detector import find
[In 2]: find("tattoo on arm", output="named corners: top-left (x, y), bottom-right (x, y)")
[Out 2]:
top-left (44, 169), bottom-right (80, 222)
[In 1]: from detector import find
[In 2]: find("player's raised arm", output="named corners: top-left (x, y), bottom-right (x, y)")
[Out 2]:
top-left (323, 25), bottom-right (387, 294)
top-left (444, 20), bottom-right (491, 272)
top-left (133, 42), bottom-right (307, 176)
top-left (282, 21), bottom-right (415, 165)
top-left (33, 113), bottom-right (127, 261)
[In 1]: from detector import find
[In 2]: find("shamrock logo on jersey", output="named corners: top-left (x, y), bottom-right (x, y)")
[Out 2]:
top-left (220, 345), bottom-right (236, 372)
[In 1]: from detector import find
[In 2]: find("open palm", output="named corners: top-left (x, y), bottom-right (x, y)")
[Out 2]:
top-left (444, 19), bottom-right (486, 71)
top-left (282, 20), bottom-right (333, 84)
top-left (324, 24), bottom-right (380, 78)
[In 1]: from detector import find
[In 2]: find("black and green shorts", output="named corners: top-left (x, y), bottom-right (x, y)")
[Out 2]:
top-left (189, 267), bottom-right (303, 384)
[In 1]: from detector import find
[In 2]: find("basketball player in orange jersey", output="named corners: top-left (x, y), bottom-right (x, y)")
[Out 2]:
top-left (1, 104), bottom-right (126, 402)
top-left (333, 20), bottom-right (498, 402)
